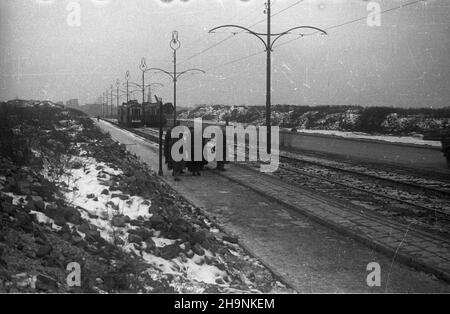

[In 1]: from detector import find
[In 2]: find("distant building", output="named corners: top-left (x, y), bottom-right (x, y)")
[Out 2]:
top-left (78, 103), bottom-right (103, 117)
top-left (66, 99), bottom-right (79, 108)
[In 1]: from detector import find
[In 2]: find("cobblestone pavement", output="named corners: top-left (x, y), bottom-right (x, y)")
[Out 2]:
top-left (96, 120), bottom-right (450, 292)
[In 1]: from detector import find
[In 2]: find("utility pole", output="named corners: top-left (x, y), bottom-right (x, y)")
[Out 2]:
top-left (266, 0), bottom-right (271, 154)
top-left (147, 86), bottom-right (152, 103)
top-left (209, 0), bottom-right (327, 153)
top-left (147, 31), bottom-right (205, 126)
top-left (105, 89), bottom-right (109, 118)
top-left (125, 71), bottom-right (130, 103)
top-left (110, 85), bottom-right (113, 118)
top-left (116, 79), bottom-right (120, 118)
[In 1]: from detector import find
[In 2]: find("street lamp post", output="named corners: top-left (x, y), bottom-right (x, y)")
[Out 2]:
top-left (147, 31), bottom-right (205, 126)
top-left (171, 31), bottom-right (180, 126)
top-left (128, 81), bottom-right (164, 101)
top-left (140, 58), bottom-right (148, 122)
top-left (154, 95), bottom-right (164, 176)
top-left (209, 0), bottom-right (327, 153)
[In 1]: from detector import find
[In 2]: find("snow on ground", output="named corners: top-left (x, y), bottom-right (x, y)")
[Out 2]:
top-left (29, 211), bottom-right (62, 231)
top-left (50, 154), bottom-right (231, 290)
top-left (179, 118), bottom-right (442, 147)
top-left (294, 129), bottom-right (441, 147)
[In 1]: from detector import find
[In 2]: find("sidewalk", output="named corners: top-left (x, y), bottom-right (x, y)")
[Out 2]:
top-left (95, 120), bottom-right (450, 292)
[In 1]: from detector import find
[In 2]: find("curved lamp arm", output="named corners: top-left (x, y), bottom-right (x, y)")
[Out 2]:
top-left (147, 82), bottom-right (164, 88)
top-left (176, 69), bottom-right (205, 80)
top-left (209, 25), bottom-right (269, 51)
top-left (270, 26), bottom-right (327, 50)
top-left (128, 82), bottom-right (143, 88)
top-left (146, 67), bottom-right (175, 80)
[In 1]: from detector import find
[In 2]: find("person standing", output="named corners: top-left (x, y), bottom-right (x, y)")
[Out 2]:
top-left (171, 132), bottom-right (185, 181)
top-left (216, 130), bottom-right (227, 171)
top-left (164, 127), bottom-right (173, 170)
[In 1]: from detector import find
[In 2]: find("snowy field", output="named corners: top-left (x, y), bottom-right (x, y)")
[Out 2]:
top-left (292, 129), bottom-right (442, 148)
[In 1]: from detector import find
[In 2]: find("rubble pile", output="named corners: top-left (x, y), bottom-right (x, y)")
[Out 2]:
top-left (0, 102), bottom-right (291, 293)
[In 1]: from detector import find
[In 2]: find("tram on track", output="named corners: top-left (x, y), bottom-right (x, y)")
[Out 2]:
top-left (118, 101), bottom-right (174, 128)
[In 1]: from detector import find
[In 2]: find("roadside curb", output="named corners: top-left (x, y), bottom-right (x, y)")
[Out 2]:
top-left (216, 166), bottom-right (450, 284)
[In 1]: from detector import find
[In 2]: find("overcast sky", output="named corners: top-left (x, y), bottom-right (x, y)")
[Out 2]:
top-left (0, 0), bottom-right (449, 108)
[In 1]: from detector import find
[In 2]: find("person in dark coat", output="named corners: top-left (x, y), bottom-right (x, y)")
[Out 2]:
top-left (164, 127), bottom-right (173, 170)
top-left (216, 131), bottom-right (227, 171)
top-left (171, 132), bottom-right (185, 181)
top-left (187, 127), bottom-right (202, 176)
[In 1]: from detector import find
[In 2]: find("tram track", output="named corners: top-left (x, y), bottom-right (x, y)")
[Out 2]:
top-left (97, 118), bottom-right (450, 285)
top-left (102, 119), bottom-right (450, 235)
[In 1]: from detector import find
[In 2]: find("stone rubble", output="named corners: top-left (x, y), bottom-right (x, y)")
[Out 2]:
top-left (0, 102), bottom-right (292, 293)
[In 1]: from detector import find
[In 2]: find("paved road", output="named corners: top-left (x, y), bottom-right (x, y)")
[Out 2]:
top-left (95, 120), bottom-right (450, 293)
top-left (179, 119), bottom-right (449, 174)
top-left (279, 131), bottom-right (449, 174)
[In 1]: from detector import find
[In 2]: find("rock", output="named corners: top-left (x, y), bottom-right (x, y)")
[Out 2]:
top-left (192, 243), bottom-right (205, 256)
top-left (71, 235), bottom-right (84, 244)
top-left (16, 180), bottom-right (31, 195)
top-left (15, 211), bottom-right (32, 228)
top-left (204, 255), bottom-right (214, 265)
top-left (144, 238), bottom-right (156, 253)
top-left (36, 244), bottom-right (52, 258)
top-left (186, 249), bottom-right (195, 258)
top-left (223, 235), bottom-right (239, 244)
top-left (1, 203), bottom-right (15, 215)
top-left (77, 222), bottom-right (91, 233)
top-left (160, 244), bottom-right (181, 260)
top-left (103, 273), bottom-right (129, 291)
top-left (64, 207), bottom-right (82, 225)
top-left (214, 262), bottom-right (226, 272)
top-left (106, 201), bottom-right (119, 211)
top-left (35, 274), bottom-right (57, 291)
top-left (181, 242), bottom-right (191, 252)
top-left (129, 220), bottom-right (143, 227)
top-left (85, 229), bottom-right (101, 242)
top-left (191, 230), bottom-right (208, 244)
top-left (128, 234), bottom-right (143, 244)
top-left (86, 194), bottom-right (95, 199)
top-left (111, 216), bottom-right (127, 228)
top-left (44, 203), bottom-right (59, 217)
top-left (53, 216), bottom-right (66, 226)
top-left (128, 228), bottom-right (152, 241)
top-left (215, 278), bottom-right (225, 285)
top-left (148, 214), bottom-right (165, 228)
top-left (87, 212), bottom-right (99, 219)
top-left (101, 189), bottom-right (109, 195)
top-left (114, 237), bottom-right (125, 246)
top-left (71, 160), bottom-right (83, 169)
top-left (111, 194), bottom-right (129, 201)
top-left (33, 200), bottom-right (45, 212)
